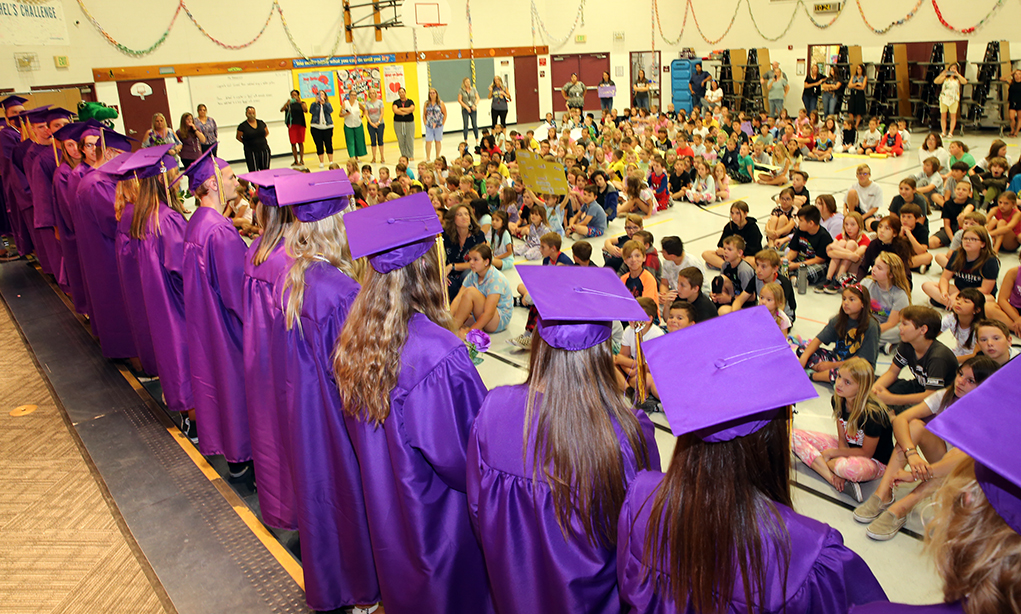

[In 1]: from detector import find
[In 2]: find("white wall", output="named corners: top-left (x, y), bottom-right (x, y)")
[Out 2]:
top-left (3, 1), bottom-right (1019, 121)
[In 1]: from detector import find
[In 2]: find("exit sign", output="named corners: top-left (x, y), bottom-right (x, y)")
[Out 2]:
top-left (575, 34), bottom-right (586, 43)
top-left (814, 2), bottom-right (842, 12)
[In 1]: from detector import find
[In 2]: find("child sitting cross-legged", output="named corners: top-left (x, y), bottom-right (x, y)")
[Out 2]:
top-left (860, 252), bottom-right (912, 353)
top-left (793, 357), bottom-right (894, 502)
top-left (764, 187), bottom-right (798, 249)
top-left (797, 284), bottom-right (881, 384)
top-left (819, 211), bottom-right (870, 293)
top-left (451, 244), bottom-right (513, 337)
top-left (787, 204), bottom-right (834, 290)
top-left (710, 235), bottom-right (755, 314)
top-left (568, 185), bottom-right (608, 239)
top-left (852, 355), bottom-right (1000, 540)
top-left (675, 266), bottom-right (718, 322)
top-left (701, 200), bottom-right (763, 269)
top-left (897, 203), bottom-right (933, 272)
top-left (940, 288), bottom-right (985, 360)
top-left (513, 206), bottom-right (552, 261)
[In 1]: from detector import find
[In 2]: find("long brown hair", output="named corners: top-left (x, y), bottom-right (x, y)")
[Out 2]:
top-left (252, 201), bottom-right (295, 266)
top-left (282, 208), bottom-right (365, 331)
top-left (130, 170), bottom-right (184, 239)
top-left (927, 457), bottom-right (1021, 614)
top-left (834, 283), bottom-right (874, 339)
top-left (334, 246), bottom-right (452, 424)
top-left (114, 177), bottom-right (139, 223)
top-left (643, 414), bottom-right (792, 612)
top-left (948, 226), bottom-right (996, 275)
top-left (524, 332), bottom-right (652, 548)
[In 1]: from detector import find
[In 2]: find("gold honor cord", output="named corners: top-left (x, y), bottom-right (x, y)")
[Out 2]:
top-left (52, 139), bottom-right (60, 166)
top-left (436, 235), bottom-right (449, 311)
top-left (212, 160), bottom-right (226, 211)
top-left (633, 327), bottom-right (648, 404)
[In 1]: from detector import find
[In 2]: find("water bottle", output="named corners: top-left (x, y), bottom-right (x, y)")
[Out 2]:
top-left (797, 270), bottom-right (809, 295)
top-left (780, 257), bottom-right (789, 279)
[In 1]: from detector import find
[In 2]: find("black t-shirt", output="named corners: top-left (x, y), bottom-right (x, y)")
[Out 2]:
top-left (690, 291), bottom-right (719, 322)
top-left (804, 74), bottom-right (822, 97)
top-left (287, 100), bottom-right (306, 127)
top-left (754, 273), bottom-right (797, 321)
top-left (716, 217), bottom-right (763, 254)
top-left (833, 397), bottom-right (894, 462)
top-left (859, 240), bottom-right (914, 288)
top-left (907, 222), bottom-right (928, 246)
top-left (237, 119), bottom-right (269, 150)
top-left (444, 231), bottom-right (485, 276)
top-left (893, 340), bottom-right (958, 391)
top-left (624, 270), bottom-right (652, 298)
top-left (940, 198), bottom-right (968, 235)
top-left (948, 252), bottom-right (1000, 294)
top-left (889, 192), bottom-right (930, 218)
top-left (721, 147), bottom-right (739, 171)
top-left (789, 226), bottom-right (833, 263)
top-left (393, 98), bottom-right (415, 122)
top-left (791, 184), bottom-right (810, 205)
top-left (669, 171), bottom-right (688, 194)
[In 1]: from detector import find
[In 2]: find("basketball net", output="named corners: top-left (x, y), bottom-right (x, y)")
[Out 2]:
top-left (423, 23), bottom-right (446, 45)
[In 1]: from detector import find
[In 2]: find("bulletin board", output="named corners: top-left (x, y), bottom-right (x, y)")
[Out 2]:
top-left (292, 61), bottom-right (420, 153)
top-left (428, 58), bottom-right (495, 102)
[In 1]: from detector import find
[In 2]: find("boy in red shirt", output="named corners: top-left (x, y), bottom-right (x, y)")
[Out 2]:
top-left (647, 156), bottom-right (669, 211)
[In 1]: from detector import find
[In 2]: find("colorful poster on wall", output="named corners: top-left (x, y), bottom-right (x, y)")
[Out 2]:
top-left (298, 71), bottom-right (335, 99)
top-left (383, 65), bottom-right (407, 102)
top-left (336, 67), bottom-right (381, 101)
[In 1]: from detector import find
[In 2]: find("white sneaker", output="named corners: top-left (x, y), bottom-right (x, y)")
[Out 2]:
top-left (351, 606), bottom-right (379, 614)
top-left (507, 332), bottom-right (532, 350)
top-left (319, 162), bottom-right (325, 169)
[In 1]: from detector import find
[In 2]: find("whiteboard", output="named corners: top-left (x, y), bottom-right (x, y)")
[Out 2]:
top-left (188, 71), bottom-right (293, 164)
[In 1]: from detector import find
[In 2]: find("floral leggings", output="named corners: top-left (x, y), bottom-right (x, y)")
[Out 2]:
top-left (792, 430), bottom-right (886, 482)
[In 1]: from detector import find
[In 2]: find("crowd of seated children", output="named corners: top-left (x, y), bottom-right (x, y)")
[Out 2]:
top-left (852, 355), bottom-right (1000, 540)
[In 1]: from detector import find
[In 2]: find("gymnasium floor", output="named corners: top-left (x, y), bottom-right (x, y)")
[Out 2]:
top-left (4, 124), bottom-right (1018, 612)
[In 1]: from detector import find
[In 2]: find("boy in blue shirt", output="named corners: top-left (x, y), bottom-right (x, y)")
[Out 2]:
top-left (569, 185), bottom-right (608, 238)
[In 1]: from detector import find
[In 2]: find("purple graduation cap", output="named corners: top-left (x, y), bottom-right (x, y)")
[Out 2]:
top-left (100, 128), bottom-right (134, 153)
top-left (644, 305), bottom-right (818, 442)
top-left (117, 144), bottom-right (177, 180)
top-left (96, 151), bottom-right (136, 178)
top-left (927, 358), bottom-right (1021, 534)
top-left (517, 265), bottom-right (648, 351)
top-left (177, 145), bottom-right (231, 189)
top-left (1, 95), bottom-right (27, 111)
top-left (20, 104), bottom-right (51, 122)
top-left (51, 119), bottom-right (105, 143)
top-left (43, 107), bottom-right (74, 124)
top-left (238, 168), bottom-right (301, 208)
top-left (273, 169), bottom-right (354, 222)
top-left (346, 192), bottom-right (442, 273)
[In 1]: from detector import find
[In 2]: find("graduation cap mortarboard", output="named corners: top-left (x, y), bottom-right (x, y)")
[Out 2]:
top-left (238, 168), bottom-right (301, 208)
top-left (345, 192), bottom-right (442, 274)
top-left (644, 306), bottom-right (818, 442)
top-left (1, 95), bottom-right (27, 111)
top-left (100, 128), bottom-right (135, 153)
top-left (118, 144), bottom-right (177, 180)
top-left (517, 265), bottom-right (649, 351)
top-left (927, 358), bottom-right (1021, 534)
top-left (51, 119), bottom-right (104, 143)
top-left (273, 169), bottom-right (354, 222)
top-left (178, 145), bottom-right (231, 189)
top-left (96, 151), bottom-right (137, 179)
top-left (21, 105), bottom-right (52, 123)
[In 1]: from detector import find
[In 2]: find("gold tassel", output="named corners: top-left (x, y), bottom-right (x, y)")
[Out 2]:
top-left (160, 161), bottom-right (171, 206)
top-left (634, 326), bottom-right (648, 404)
top-left (212, 159), bottom-right (226, 212)
top-left (436, 235), bottom-right (449, 311)
top-left (100, 127), bottom-right (106, 155)
top-left (52, 139), bottom-right (60, 166)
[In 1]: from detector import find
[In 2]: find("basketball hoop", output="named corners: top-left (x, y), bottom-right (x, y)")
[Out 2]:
top-left (422, 23), bottom-right (447, 45)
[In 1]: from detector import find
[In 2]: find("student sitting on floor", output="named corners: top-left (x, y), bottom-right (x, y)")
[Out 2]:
top-left (922, 226), bottom-right (999, 310)
top-left (915, 156), bottom-right (945, 211)
top-left (797, 284), bottom-right (881, 384)
top-left (759, 282), bottom-right (791, 336)
top-left (710, 236), bottom-right (755, 313)
top-left (765, 187), bottom-right (798, 249)
top-left (568, 185), bottom-right (607, 239)
top-left (985, 190), bottom-right (1021, 254)
top-left (701, 200), bottom-right (763, 269)
top-left (513, 206), bottom-right (552, 261)
top-left (620, 240), bottom-right (659, 304)
top-left (897, 203), bottom-right (933, 271)
top-left (675, 266), bottom-right (718, 323)
top-left (875, 122), bottom-right (904, 157)
top-left (793, 357), bottom-right (893, 503)
top-left (451, 244), bottom-right (513, 336)
top-left (787, 204), bottom-right (834, 289)
top-left (852, 356), bottom-right (1000, 541)
top-left (820, 211), bottom-right (870, 293)
top-left (860, 252), bottom-right (912, 353)
top-left (929, 181), bottom-right (975, 249)
top-left (614, 296), bottom-right (665, 394)
top-left (940, 288), bottom-right (984, 360)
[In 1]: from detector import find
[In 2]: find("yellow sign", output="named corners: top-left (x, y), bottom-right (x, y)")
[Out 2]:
top-left (517, 151), bottom-right (570, 196)
top-left (53, 55), bottom-right (69, 69)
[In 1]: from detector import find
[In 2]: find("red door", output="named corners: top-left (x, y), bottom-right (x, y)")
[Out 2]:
top-left (550, 55), bottom-right (580, 114)
top-left (579, 53), bottom-right (611, 112)
top-left (116, 79), bottom-right (171, 151)
top-left (514, 56), bottom-right (540, 124)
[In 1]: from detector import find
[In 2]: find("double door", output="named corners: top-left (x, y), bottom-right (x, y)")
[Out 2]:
top-left (550, 53), bottom-right (611, 113)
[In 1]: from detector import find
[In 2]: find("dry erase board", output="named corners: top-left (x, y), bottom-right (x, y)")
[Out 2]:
top-left (429, 58), bottom-right (495, 102)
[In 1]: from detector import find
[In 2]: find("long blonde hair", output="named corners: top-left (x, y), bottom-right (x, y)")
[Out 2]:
top-left (927, 457), bottom-right (1021, 614)
top-left (832, 357), bottom-right (889, 434)
top-left (252, 201), bottom-right (295, 266)
top-left (334, 246), bottom-right (452, 425)
top-left (760, 281), bottom-right (786, 324)
top-left (874, 251), bottom-right (912, 302)
top-left (282, 207), bottom-right (365, 331)
top-left (130, 170), bottom-right (184, 239)
top-left (115, 177), bottom-right (139, 222)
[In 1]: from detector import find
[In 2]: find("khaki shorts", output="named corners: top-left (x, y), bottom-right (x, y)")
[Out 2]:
top-left (940, 100), bottom-right (959, 114)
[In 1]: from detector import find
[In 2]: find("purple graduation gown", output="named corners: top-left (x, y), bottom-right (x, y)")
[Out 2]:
top-left (114, 203), bottom-right (159, 375)
top-left (67, 164), bottom-right (94, 316)
top-left (616, 471), bottom-right (889, 613)
top-left (467, 384), bottom-right (662, 614)
top-left (9, 140), bottom-right (36, 258)
top-left (0, 126), bottom-right (22, 242)
top-left (183, 207), bottom-right (251, 462)
top-left (344, 312), bottom-right (493, 614)
top-left (54, 162), bottom-right (88, 313)
top-left (28, 145), bottom-right (65, 286)
top-left (242, 237), bottom-right (296, 530)
top-left (281, 262), bottom-right (379, 611)
top-left (851, 603), bottom-right (963, 613)
top-left (134, 205), bottom-right (193, 412)
top-left (74, 170), bottom-right (137, 358)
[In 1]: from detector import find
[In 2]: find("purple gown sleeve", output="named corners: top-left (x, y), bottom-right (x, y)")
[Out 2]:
top-left (210, 224), bottom-right (247, 318)
top-left (160, 212), bottom-right (187, 278)
top-left (404, 346), bottom-right (487, 493)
